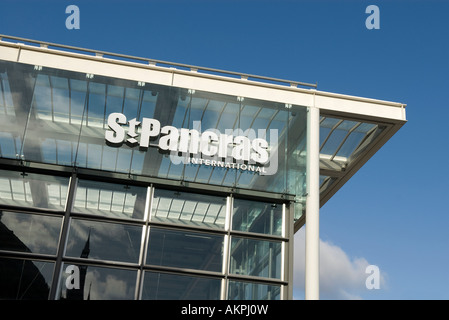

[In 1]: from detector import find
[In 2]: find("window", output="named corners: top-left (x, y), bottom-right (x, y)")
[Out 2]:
top-left (0, 257), bottom-right (54, 300)
top-left (228, 280), bottom-right (281, 300)
top-left (229, 237), bottom-right (282, 279)
top-left (0, 211), bottom-right (62, 254)
top-left (73, 179), bottom-right (147, 220)
top-left (151, 189), bottom-right (227, 229)
top-left (0, 170), bottom-right (69, 211)
top-left (141, 272), bottom-right (221, 300)
top-left (59, 263), bottom-right (137, 300)
top-left (65, 219), bottom-right (143, 263)
top-left (146, 227), bottom-right (223, 272)
top-left (232, 199), bottom-right (283, 236)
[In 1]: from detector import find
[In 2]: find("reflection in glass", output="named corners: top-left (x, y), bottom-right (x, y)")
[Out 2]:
top-left (0, 60), bottom-right (314, 197)
top-left (65, 219), bottom-right (142, 263)
top-left (0, 211), bottom-right (62, 254)
top-left (0, 62), bottom-right (33, 161)
top-left (146, 227), bottom-right (223, 272)
top-left (228, 280), bottom-right (280, 300)
top-left (59, 263), bottom-right (137, 300)
top-left (320, 118), bottom-right (380, 161)
top-left (0, 66), bottom-right (15, 117)
top-left (336, 123), bottom-right (374, 158)
top-left (151, 189), bottom-right (227, 229)
top-left (230, 237), bottom-right (282, 279)
top-left (141, 272), bottom-right (221, 300)
top-left (0, 169), bottom-right (69, 210)
top-left (0, 257), bottom-right (54, 299)
top-left (235, 103), bottom-right (290, 193)
top-left (286, 106), bottom-right (307, 221)
top-left (73, 179), bottom-right (147, 220)
top-left (232, 199), bottom-right (283, 236)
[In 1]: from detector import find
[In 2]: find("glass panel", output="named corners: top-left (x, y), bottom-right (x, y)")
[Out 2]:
top-left (0, 61), bottom-right (35, 161)
top-left (235, 99), bottom-right (290, 194)
top-left (0, 66), bottom-right (15, 116)
top-left (0, 257), bottom-right (54, 299)
top-left (335, 129), bottom-right (365, 158)
top-left (229, 237), bottom-right (282, 279)
top-left (141, 272), bottom-right (221, 300)
top-left (146, 227), bottom-right (223, 272)
top-left (232, 199), bottom-right (283, 236)
top-left (228, 280), bottom-right (281, 300)
top-left (319, 117), bottom-right (341, 148)
top-left (59, 263), bottom-right (137, 300)
top-left (0, 169), bottom-right (69, 210)
top-left (0, 132), bottom-right (20, 160)
top-left (0, 59), bottom-right (394, 212)
top-left (73, 179), bottom-right (147, 220)
top-left (181, 91), bottom-right (239, 187)
top-left (76, 80), bottom-right (121, 172)
top-left (0, 211), bottom-right (62, 254)
top-left (23, 71), bottom-right (85, 165)
top-left (0, 60), bottom-right (312, 197)
top-left (151, 189), bottom-right (227, 229)
top-left (65, 219), bottom-right (143, 263)
top-left (321, 120), bottom-right (359, 156)
top-left (287, 106), bottom-right (307, 220)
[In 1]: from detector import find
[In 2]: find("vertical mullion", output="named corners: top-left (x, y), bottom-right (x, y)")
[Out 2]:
top-left (49, 173), bottom-right (77, 300)
top-left (135, 185), bottom-right (153, 300)
top-left (49, 75), bottom-right (54, 122)
top-left (285, 202), bottom-right (295, 300)
top-left (0, 75), bottom-right (6, 113)
top-left (221, 195), bottom-right (232, 300)
top-left (68, 79), bottom-right (72, 125)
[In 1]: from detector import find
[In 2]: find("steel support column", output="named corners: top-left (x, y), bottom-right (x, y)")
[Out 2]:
top-left (305, 105), bottom-right (320, 300)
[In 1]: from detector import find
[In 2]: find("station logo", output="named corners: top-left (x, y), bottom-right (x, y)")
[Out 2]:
top-left (105, 112), bottom-right (278, 175)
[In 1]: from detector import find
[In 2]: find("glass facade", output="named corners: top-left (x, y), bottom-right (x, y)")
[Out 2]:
top-left (0, 53), bottom-right (391, 300)
top-left (0, 60), bottom-right (308, 203)
top-left (0, 170), bottom-right (290, 300)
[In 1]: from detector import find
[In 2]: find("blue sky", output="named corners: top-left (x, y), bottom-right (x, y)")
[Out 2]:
top-left (1, 0), bottom-right (448, 299)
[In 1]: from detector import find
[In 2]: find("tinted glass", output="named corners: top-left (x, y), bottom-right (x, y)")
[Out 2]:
top-left (65, 219), bottom-right (143, 263)
top-left (0, 60), bottom-right (311, 196)
top-left (59, 263), bottom-right (137, 300)
top-left (0, 257), bottom-right (54, 300)
top-left (151, 189), bottom-right (227, 229)
top-left (146, 227), bottom-right (223, 272)
top-left (0, 169), bottom-right (69, 211)
top-left (73, 179), bottom-right (147, 220)
top-left (232, 199), bottom-right (283, 236)
top-left (141, 272), bottom-right (221, 300)
top-left (228, 280), bottom-right (281, 300)
top-left (229, 237), bottom-right (282, 279)
top-left (0, 211), bottom-right (62, 254)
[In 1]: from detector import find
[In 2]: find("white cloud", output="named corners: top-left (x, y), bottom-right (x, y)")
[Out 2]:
top-left (293, 228), bottom-right (387, 300)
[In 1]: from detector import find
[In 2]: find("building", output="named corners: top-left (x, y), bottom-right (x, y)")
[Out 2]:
top-left (0, 35), bottom-right (406, 300)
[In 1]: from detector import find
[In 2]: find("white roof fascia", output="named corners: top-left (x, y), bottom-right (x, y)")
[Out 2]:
top-left (0, 42), bottom-right (406, 123)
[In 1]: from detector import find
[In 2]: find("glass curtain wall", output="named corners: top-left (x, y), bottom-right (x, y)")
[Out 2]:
top-left (0, 169), bottom-right (290, 300)
top-left (0, 59), bottom-right (388, 224)
top-left (0, 60), bottom-right (308, 221)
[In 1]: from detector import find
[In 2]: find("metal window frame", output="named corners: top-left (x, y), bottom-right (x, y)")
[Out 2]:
top-left (0, 163), bottom-right (291, 300)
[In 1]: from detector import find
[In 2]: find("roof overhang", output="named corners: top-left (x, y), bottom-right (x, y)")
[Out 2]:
top-left (0, 35), bottom-right (407, 233)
